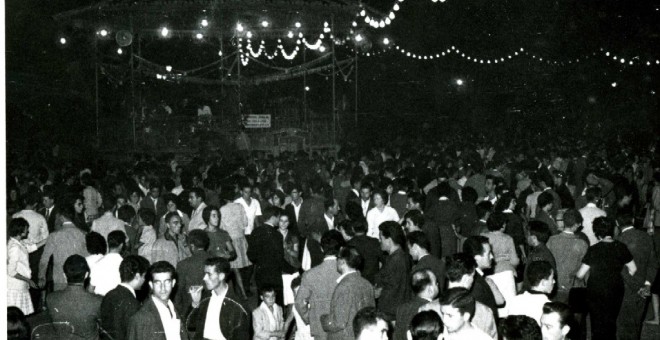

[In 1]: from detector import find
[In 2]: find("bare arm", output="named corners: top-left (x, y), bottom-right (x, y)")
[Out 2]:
top-left (575, 263), bottom-right (590, 280)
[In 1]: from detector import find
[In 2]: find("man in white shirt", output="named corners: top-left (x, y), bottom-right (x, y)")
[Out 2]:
top-left (13, 192), bottom-right (49, 250)
top-left (578, 187), bottom-right (606, 245)
top-left (90, 230), bottom-right (126, 296)
top-left (505, 261), bottom-right (554, 325)
top-left (324, 197), bottom-right (340, 230)
top-left (188, 188), bottom-right (209, 232)
top-left (190, 257), bottom-right (250, 339)
top-left (127, 261), bottom-right (186, 340)
top-left (234, 183), bottom-right (262, 235)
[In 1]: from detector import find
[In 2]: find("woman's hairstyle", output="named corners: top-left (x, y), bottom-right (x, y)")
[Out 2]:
top-left (60, 193), bottom-right (84, 220)
top-left (409, 310), bottom-right (443, 340)
top-left (202, 205), bottom-right (220, 225)
top-left (8, 218), bottom-right (29, 238)
top-left (593, 217), bottom-right (615, 239)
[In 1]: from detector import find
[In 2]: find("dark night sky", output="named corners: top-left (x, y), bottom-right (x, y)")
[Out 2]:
top-left (5, 0), bottom-right (659, 148)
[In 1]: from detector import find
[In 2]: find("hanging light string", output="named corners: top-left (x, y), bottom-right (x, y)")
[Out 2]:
top-left (358, 0), bottom-right (447, 29)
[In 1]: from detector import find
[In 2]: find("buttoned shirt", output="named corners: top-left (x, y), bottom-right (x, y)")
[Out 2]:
top-left (292, 200), bottom-right (303, 221)
top-left (188, 202), bottom-right (209, 231)
top-left (90, 253), bottom-right (123, 296)
top-left (152, 297), bottom-right (181, 340)
top-left (361, 199), bottom-right (371, 217)
top-left (204, 287), bottom-right (228, 340)
top-left (234, 197), bottom-right (262, 235)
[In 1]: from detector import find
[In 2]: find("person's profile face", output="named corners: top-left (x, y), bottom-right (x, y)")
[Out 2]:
top-left (203, 265), bottom-right (223, 291)
top-left (261, 291), bottom-right (277, 307)
top-left (189, 193), bottom-right (201, 208)
top-left (209, 210), bottom-right (220, 227)
top-left (130, 192), bottom-right (140, 204)
top-left (440, 304), bottom-right (467, 333)
top-left (373, 194), bottom-right (385, 207)
top-left (74, 199), bottom-right (84, 214)
top-left (540, 312), bottom-right (567, 340)
top-left (149, 272), bottom-right (175, 303)
top-left (167, 200), bottom-right (177, 212)
top-left (476, 243), bottom-right (493, 269)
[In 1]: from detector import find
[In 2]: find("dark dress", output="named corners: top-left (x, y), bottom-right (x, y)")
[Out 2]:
top-left (582, 240), bottom-right (633, 340)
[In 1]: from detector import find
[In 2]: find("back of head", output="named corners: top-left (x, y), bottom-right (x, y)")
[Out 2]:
top-left (411, 269), bottom-right (435, 295)
top-left (404, 209), bottom-right (425, 227)
top-left (446, 253), bottom-right (476, 283)
top-left (7, 306), bottom-right (30, 340)
top-left (585, 187), bottom-right (601, 203)
top-left (321, 230), bottom-right (345, 257)
top-left (8, 218), bottom-right (29, 238)
top-left (526, 261), bottom-right (553, 288)
top-left (190, 187), bottom-right (206, 202)
top-left (542, 302), bottom-right (573, 329)
top-left (436, 182), bottom-right (452, 198)
top-left (439, 287), bottom-right (476, 321)
top-left (500, 315), bottom-right (542, 340)
top-left (408, 231), bottom-right (431, 252)
top-left (120, 255), bottom-right (150, 282)
top-left (188, 229), bottom-right (210, 251)
top-left (410, 310), bottom-right (443, 340)
top-left (537, 191), bottom-right (554, 209)
top-left (118, 205), bottom-right (136, 223)
top-left (86, 232), bottom-right (107, 256)
top-left (462, 236), bottom-right (488, 259)
top-left (379, 221), bottom-right (406, 247)
top-left (486, 212), bottom-right (507, 231)
top-left (562, 209), bottom-right (582, 228)
top-left (592, 217), bottom-right (615, 239)
top-left (22, 191), bottom-right (40, 208)
top-left (139, 208), bottom-right (156, 227)
top-left (262, 206), bottom-right (282, 222)
top-left (352, 306), bottom-right (387, 338)
top-left (338, 245), bottom-right (364, 270)
top-left (63, 254), bottom-right (90, 284)
top-left (107, 230), bottom-right (127, 250)
top-left (461, 187), bottom-right (478, 204)
top-left (528, 220), bottom-right (551, 244)
top-left (476, 201), bottom-right (493, 219)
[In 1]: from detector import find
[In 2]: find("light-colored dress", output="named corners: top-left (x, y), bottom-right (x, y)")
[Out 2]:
top-left (7, 237), bottom-right (34, 315)
top-left (221, 202), bottom-right (251, 268)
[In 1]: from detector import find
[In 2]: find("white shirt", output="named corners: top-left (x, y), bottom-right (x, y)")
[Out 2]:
top-left (366, 206), bottom-right (400, 239)
top-left (291, 200), bottom-right (303, 221)
top-left (188, 202), bottom-right (209, 231)
top-left (505, 291), bottom-right (550, 325)
top-left (579, 203), bottom-right (607, 245)
top-left (234, 197), bottom-right (262, 235)
top-left (152, 297), bottom-right (181, 340)
top-left (324, 213), bottom-right (335, 230)
top-left (525, 191), bottom-right (542, 218)
top-left (361, 199), bottom-right (371, 217)
top-left (12, 209), bottom-right (49, 247)
top-left (204, 287), bottom-right (228, 340)
top-left (90, 253), bottom-right (123, 296)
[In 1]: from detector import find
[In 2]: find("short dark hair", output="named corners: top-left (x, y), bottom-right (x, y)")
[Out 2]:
top-left (463, 236), bottom-right (489, 259)
top-left (258, 285), bottom-right (276, 297)
top-left (321, 230), bottom-right (345, 256)
top-left (139, 209), bottom-right (156, 226)
top-left (338, 245), bottom-right (364, 270)
top-left (118, 205), bottom-right (136, 223)
top-left (8, 218), bottom-right (29, 238)
top-left (291, 276), bottom-right (302, 290)
top-left (439, 287), bottom-right (476, 320)
top-left (63, 254), bottom-right (90, 284)
top-left (500, 315), bottom-right (542, 340)
top-left (22, 191), bottom-right (41, 208)
top-left (86, 232), bottom-right (107, 255)
top-left (408, 192), bottom-right (425, 207)
top-left (204, 257), bottom-right (231, 277)
top-left (593, 217), bottom-right (615, 239)
top-left (372, 188), bottom-right (389, 205)
top-left (486, 212), bottom-right (507, 231)
top-left (162, 193), bottom-right (178, 205)
top-left (164, 211), bottom-right (181, 225)
top-left (190, 187), bottom-right (206, 201)
top-left (188, 229), bottom-right (210, 250)
top-left (7, 306), bottom-right (30, 339)
top-left (461, 187), bottom-right (478, 204)
top-left (324, 197), bottom-right (337, 211)
top-left (526, 261), bottom-right (553, 288)
top-left (562, 209), bottom-right (583, 227)
top-left (119, 255), bottom-right (150, 282)
top-left (537, 192), bottom-right (554, 209)
top-left (411, 269), bottom-right (435, 295)
top-left (542, 302), bottom-right (573, 327)
top-left (409, 310), bottom-right (443, 340)
top-left (352, 306), bottom-right (387, 338)
top-left (202, 205), bottom-right (220, 225)
top-left (262, 206), bottom-right (282, 221)
top-left (107, 230), bottom-right (127, 249)
top-left (148, 261), bottom-right (176, 282)
top-left (337, 220), bottom-right (355, 237)
top-left (585, 187), bottom-right (601, 203)
top-left (476, 201), bottom-right (493, 219)
top-left (528, 220), bottom-right (551, 244)
top-left (407, 231), bottom-right (430, 251)
top-left (446, 253), bottom-right (477, 283)
top-left (42, 185), bottom-right (56, 201)
top-left (379, 221), bottom-right (406, 246)
top-left (616, 212), bottom-right (634, 227)
top-left (404, 209), bottom-right (425, 227)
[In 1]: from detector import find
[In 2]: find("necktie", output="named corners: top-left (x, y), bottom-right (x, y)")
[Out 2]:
top-left (45, 209), bottom-right (50, 220)
top-left (166, 304), bottom-right (174, 318)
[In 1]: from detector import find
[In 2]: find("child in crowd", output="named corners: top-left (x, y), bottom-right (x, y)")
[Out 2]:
top-left (253, 286), bottom-right (285, 340)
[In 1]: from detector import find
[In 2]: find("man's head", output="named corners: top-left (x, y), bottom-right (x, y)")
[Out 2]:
top-left (325, 197), bottom-right (340, 217)
top-left (537, 192), bottom-right (554, 212)
top-left (22, 191), bottom-right (40, 209)
top-left (528, 221), bottom-right (551, 247)
top-left (359, 184), bottom-right (373, 201)
top-left (165, 212), bottom-right (183, 235)
top-left (42, 186), bottom-right (56, 209)
top-left (411, 269), bottom-right (440, 301)
top-left (485, 175), bottom-right (496, 194)
top-left (372, 189), bottom-right (389, 207)
top-left (409, 311), bottom-right (443, 340)
top-left (259, 286), bottom-right (277, 308)
top-left (561, 209), bottom-right (582, 231)
top-left (118, 205), bottom-right (137, 224)
top-left (540, 302), bottom-right (572, 340)
top-left (107, 230), bottom-right (127, 253)
top-left (188, 229), bottom-right (210, 252)
top-left (407, 231), bottom-right (431, 261)
top-left (439, 287), bottom-right (476, 333)
top-left (337, 245), bottom-right (364, 274)
top-left (239, 182), bottom-right (253, 200)
top-left (63, 254), bottom-right (90, 285)
top-left (446, 253), bottom-right (477, 289)
top-left (486, 212), bottom-right (507, 232)
top-left (352, 306), bottom-right (389, 340)
top-left (526, 261), bottom-right (555, 294)
top-left (139, 209), bottom-right (156, 227)
top-left (262, 206), bottom-right (282, 226)
top-left (321, 230), bottom-right (346, 257)
top-left (148, 261), bottom-right (176, 304)
top-left (188, 188), bottom-right (206, 209)
top-left (500, 315), bottom-right (542, 340)
top-left (585, 186), bottom-right (601, 204)
top-left (119, 255), bottom-right (149, 290)
top-left (476, 201), bottom-right (493, 221)
top-left (404, 210), bottom-right (424, 234)
top-left (379, 221), bottom-right (406, 253)
top-left (203, 257), bottom-right (231, 292)
top-left (406, 192), bottom-right (424, 211)
top-left (149, 183), bottom-right (161, 199)
top-left (462, 236), bottom-right (493, 270)
top-left (289, 184), bottom-right (302, 202)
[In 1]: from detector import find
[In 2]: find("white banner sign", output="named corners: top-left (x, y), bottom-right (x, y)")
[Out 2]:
top-left (244, 114), bottom-right (271, 128)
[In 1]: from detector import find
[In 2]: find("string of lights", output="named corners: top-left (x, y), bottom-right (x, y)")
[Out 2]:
top-left (358, 0), bottom-right (447, 30)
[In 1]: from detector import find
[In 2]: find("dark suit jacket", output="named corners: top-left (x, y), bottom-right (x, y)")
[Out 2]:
top-left (376, 248), bottom-right (413, 318)
top-left (248, 224), bottom-right (293, 287)
top-left (100, 285), bottom-right (141, 340)
top-left (284, 203), bottom-right (299, 232)
top-left (297, 196), bottom-right (326, 238)
top-left (321, 272), bottom-right (375, 340)
top-left (412, 254), bottom-right (446, 293)
top-left (174, 251), bottom-right (211, 314)
top-left (393, 296), bottom-right (430, 340)
top-left (349, 197), bottom-right (375, 217)
top-left (186, 288), bottom-right (250, 340)
top-left (127, 297), bottom-right (188, 340)
top-left (40, 206), bottom-right (59, 233)
top-left (472, 272), bottom-right (498, 318)
top-left (421, 221), bottom-right (443, 259)
top-left (47, 285), bottom-right (103, 340)
top-left (348, 235), bottom-right (383, 284)
top-left (140, 196), bottom-right (167, 217)
top-left (425, 199), bottom-right (460, 257)
top-left (306, 237), bottom-right (326, 269)
top-left (390, 192), bottom-right (408, 218)
top-left (618, 228), bottom-right (658, 291)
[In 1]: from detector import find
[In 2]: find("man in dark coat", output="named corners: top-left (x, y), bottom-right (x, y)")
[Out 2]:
top-left (393, 269), bottom-right (440, 340)
top-left (408, 231), bottom-right (446, 293)
top-left (425, 182), bottom-right (460, 258)
top-left (375, 221), bottom-right (413, 320)
top-left (297, 181), bottom-right (326, 238)
top-left (341, 220), bottom-right (383, 284)
top-left (100, 255), bottom-right (150, 340)
top-left (174, 230), bottom-right (211, 314)
top-left (463, 236), bottom-right (499, 318)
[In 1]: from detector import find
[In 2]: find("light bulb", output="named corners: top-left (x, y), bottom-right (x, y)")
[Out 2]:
top-left (236, 23), bottom-right (244, 32)
top-left (161, 27), bottom-right (169, 37)
top-left (287, 31), bottom-right (294, 38)
top-left (360, 9), bottom-right (366, 16)
top-left (383, 38), bottom-right (390, 45)
top-left (261, 20), bottom-right (269, 28)
top-left (196, 33), bottom-right (203, 39)
top-left (166, 65), bottom-right (172, 72)
top-left (355, 34), bottom-right (363, 42)
top-left (246, 31), bottom-right (253, 39)
top-left (99, 29), bottom-right (108, 37)
top-left (117, 48), bottom-right (123, 55)
top-left (611, 82), bottom-right (617, 87)
top-left (201, 19), bottom-right (209, 27)
top-left (393, 4), bottom-right (400, 11)
top-left (59, 37), bottom-right (67, 44)
top-left (295, 22), bottom-right (301, 28)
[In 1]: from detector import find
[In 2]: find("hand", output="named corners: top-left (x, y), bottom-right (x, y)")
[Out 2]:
top-left (189, 286), bottom-right (203, 305)
top-left (38, 278), bottom-right (46, 289)
top-left (374, 287), bottom-right (383, 298)
top-left (28, 280), bottom-right (38, 289)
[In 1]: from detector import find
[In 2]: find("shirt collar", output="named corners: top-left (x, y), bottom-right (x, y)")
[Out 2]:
top-left (503, 209), bottom-right (513, 213)
top-left (337, 270), bottom-right (357, 283)
top-left (476, 268), bottom-right (484, 276)
top-left (621, 226), bottom-right (634, 233)
top-left (324, 256), bottom-right (337, 261)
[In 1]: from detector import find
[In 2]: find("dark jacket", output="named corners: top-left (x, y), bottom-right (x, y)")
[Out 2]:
top-left (186, 288), bottom-right (250, 340)
top-left (248, 224), bottom-right (294, 287)
top-left (48, 285), bottom-right (103, 340)
top-left (375, 248), bottom-right (413, 318)
top-left (40, 205), bottom-right (59, 233)
top-left (425, 199), bottom-right (460, 257)
top-left (174, 251), bottom-right (211, 314)
top-left (100, 285), bottom-right (141, 340)
top-left (472, 272), bottom-right (498, 318)
top-left (393, 296), bottom-right (430, 340)
top-left (127, 297), bottom-right (188, 340)
top-left (347, 235), bottom-right (383, 284)
top-left (297, 196), bottom-right (326, 237)
top-left (412, 254), bottom-right (446, 293)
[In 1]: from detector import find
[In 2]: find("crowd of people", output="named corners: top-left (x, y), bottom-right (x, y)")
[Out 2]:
top-left (5, 128), bottom-right (660, 340)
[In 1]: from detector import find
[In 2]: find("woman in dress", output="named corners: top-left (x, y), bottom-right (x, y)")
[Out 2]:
top-left (203, 205), bottom-right (237, 262)
top-left (481, 211), bottom-right (519, 308)
top-left (576, 217), bottom-right (636, 340)
top-left (220, 193), bottom-right (251, 298)
top-left (7, 218), bottom-right (36, 315)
